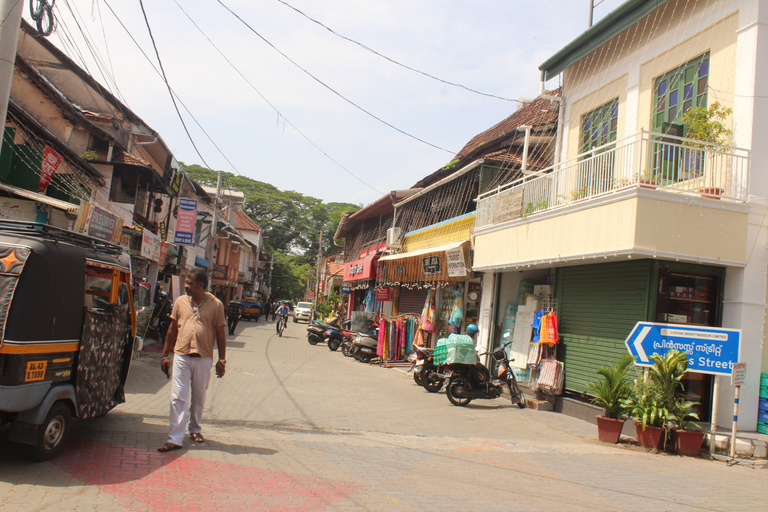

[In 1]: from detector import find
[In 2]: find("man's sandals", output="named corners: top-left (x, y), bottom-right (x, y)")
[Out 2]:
top-left (157, 442), bottom-right (182, 452)
top-left (190, 433), bottom-right (205, 443)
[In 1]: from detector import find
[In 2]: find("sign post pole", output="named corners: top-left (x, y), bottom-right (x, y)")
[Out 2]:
top-left (729, 384), bottom-right (740, 460)
top-left (709, 376), bottom-right (720, 456)
top-left (728, 362), bottom-right (747, 460)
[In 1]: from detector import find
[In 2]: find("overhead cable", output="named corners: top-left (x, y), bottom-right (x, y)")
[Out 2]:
top-left (274, 0), bottom-right (520, 103)
top-left (171, 0), bottom-right (383, 194)
top-left (216, 0), bottom-right (456, 155)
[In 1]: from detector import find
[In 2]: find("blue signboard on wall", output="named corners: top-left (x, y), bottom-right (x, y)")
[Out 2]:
top-left (625, 322), bottom-right (741, 376)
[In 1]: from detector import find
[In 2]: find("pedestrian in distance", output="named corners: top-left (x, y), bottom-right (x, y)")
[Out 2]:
top-left (158, 268), bottom-right (227, 452)
top-left (254, 298), bottom-right (262, 322)
top-left (271, 301), bottom-right (278, 321)
top-left (227, 296), bottom-right (244, 335)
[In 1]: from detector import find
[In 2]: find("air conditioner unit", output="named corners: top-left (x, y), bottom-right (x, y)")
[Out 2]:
top-left (386, 227), bottom-right (402, 248)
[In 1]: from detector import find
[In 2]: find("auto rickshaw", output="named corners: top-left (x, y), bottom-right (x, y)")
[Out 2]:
top-left (0, 220), bottom-right (137, 460)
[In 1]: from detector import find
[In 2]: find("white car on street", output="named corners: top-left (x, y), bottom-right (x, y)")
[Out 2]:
top-left (293, 301), bottom-right (314, 323)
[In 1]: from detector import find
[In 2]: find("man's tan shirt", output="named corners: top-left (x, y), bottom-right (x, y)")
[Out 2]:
top-left (170, 292), bottom-right (226, 359)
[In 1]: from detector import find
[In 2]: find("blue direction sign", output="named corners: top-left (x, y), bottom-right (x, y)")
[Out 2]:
top-left (625, 322), bottom-right (741, 376)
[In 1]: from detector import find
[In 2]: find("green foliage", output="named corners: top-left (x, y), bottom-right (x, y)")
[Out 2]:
top-left (521, 198), bottom-right (550, 219)
top-left (623, 379), bottom-right (670, 430)
top-left (182, 163), bottom-right (359, 258)
top-left (622, 349), bottom-right (691, 431)
top-left (682, 101), bottom-right (732, 147)
top-left (587, 354), bottom-right (636, 419)
top-left (269, 251), bottom-right (310, 301)
top-left (81, 150), bottom-right (100, 162)
top-left (315, 292), bottom-right (341, 320)
top-left (668, 397), bottom-right (701, 431)
top-left (181, 163), bottom-right (359, 295)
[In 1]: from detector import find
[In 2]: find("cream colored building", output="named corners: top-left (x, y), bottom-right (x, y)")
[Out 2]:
top-left (473, 0), bottom-right (767, 430)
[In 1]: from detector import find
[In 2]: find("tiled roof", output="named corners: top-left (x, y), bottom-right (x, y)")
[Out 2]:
top-left (327, 262), bottom-right (344, 277)
top-left (235, 209), bottom-right (261, 232)
top-left (481, 148), bottom-right (551, 170)
top-left (112, 149), bottom-right (152, 168)
top-left (454, 90), bottom-right (561, 161)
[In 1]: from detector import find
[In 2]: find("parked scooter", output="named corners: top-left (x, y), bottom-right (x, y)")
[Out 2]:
top-left (351, 332), bottom-right (378, 363)
top-left (324, 320), bottom-right (352, 351)
top-left (443, 338), bottom-right (526, 408)
top-left (407, 344), bottom-right (444, 392)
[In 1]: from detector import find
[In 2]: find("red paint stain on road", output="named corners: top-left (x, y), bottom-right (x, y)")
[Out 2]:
top-left (53, 438), bottom-right (357, 512)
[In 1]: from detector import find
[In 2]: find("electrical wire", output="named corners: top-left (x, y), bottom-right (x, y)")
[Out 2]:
top-left (171, 0), bottom-right (383, 194)
top-left (215, 0), bottom-right (456, 155)
top-left (102, 0), bottom-right (242, 176)
top-left (273, 0), bottom-right (520, 103)
top-left (137, 0), bottom-right (213, 170)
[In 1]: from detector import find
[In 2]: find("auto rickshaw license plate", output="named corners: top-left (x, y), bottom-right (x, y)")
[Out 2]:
top-left (25, 360), bottom-right (47, 382)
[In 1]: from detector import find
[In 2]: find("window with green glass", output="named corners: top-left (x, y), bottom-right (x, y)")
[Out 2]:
top-left (580, 99), bottom-right (619, 154)
top-left (653, 53), bottom-right (709, 135)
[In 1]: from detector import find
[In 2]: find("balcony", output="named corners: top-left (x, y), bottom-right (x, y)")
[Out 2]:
top-left (473, 131), bottom-right (751, 271)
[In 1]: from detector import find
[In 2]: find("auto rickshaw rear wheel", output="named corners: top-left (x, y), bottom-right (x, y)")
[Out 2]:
top-left (33, 402), bottom-right (72, 461)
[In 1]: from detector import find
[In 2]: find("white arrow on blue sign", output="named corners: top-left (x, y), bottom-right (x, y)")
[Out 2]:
top-left (624, 322), bottom-right (741, 376)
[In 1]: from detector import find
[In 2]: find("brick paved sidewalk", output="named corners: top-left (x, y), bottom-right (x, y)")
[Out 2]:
top-left (2, 320), bottom-right (766, 512)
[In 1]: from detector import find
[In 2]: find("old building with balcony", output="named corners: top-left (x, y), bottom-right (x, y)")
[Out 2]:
top-left (472, 0), bottom-right (765, 430)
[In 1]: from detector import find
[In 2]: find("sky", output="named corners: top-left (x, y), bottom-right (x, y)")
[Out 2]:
top-left (36, 0), bottom-right (627, 206)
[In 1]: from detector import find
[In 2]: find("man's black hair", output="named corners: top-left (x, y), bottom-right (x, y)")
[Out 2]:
top-left (189, 267), bottom-right (208, 289)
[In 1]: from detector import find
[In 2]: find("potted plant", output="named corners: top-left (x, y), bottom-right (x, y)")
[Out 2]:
top-left (623, 378), bottom-right (669, 451)
top-left (668, 397), bottom-right (705, 457)
top-left (638, 169), bottom-right (657, 189)
top-left (587, 354), bottom-right (635, 443)
top-left (682, 101), bottom-right (732, 199)
top-left (623, 349), bottom-right (690, 451)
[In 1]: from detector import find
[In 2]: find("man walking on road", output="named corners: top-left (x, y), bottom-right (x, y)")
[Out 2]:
top-left (158, 268), bottom-right (227, 452)
top-left (227, 296), bottom-right (244, 335)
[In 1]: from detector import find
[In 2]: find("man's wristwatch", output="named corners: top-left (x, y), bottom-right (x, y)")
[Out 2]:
top-left (217, 359), bottom-right (227, 366)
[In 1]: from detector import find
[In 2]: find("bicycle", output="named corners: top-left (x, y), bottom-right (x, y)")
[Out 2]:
top-left (277, 314), bottom-right (287, 337)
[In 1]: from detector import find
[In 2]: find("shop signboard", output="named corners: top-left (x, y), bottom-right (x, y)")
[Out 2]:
top-left (0, 197), bottom-right (44, 222)
top-left (376, 287), bottom-right (392, 301)
top-left (88, 206), bottom-right (122, 243)
top-left (625, 322), bottom-right (741, 376)
top-left (446, 247), bottom-right (467, 277)
top-left (174, 198), bottom-right (197, 245)
top-left (38, 146), bottom-right (63, 194)
top-left (341, 285), bottom-right (351, 295)
top-left (422, 255), bottom-right (441, 275)
top-left (141, 228), bottom-right (162, 263)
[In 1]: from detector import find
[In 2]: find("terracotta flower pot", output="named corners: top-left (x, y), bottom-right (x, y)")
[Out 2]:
top-left (699, 187), bottom-right (723, 199)
top-left (672, 429), bottom-right (705, 457)
top-left (639, 181), bottom-right (656, 189)
top-left (635, 422), bottom-right (665, 451)
top-left (596, 416), bottom-right (625, 444)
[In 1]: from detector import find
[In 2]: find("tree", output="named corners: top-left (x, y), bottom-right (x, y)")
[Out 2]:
top-left (180, 163), bottom-right (359, 297)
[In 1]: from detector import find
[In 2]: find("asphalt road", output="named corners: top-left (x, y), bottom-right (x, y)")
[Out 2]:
top-left (1, 318), bottom-right (766, 511)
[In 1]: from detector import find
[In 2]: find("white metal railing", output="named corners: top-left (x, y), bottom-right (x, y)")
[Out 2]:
top-left (475, 130), bottom-right (750, 229)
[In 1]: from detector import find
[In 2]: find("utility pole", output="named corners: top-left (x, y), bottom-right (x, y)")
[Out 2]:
top-left (206, 170), bottom-right (223, 292)
top-left (314, 231), bottom-right (323, 309)
top-left (0, 0), bottom-right (24, 162)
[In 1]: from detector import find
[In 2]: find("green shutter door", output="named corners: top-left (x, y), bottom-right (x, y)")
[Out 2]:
top-left (555, 260), bottom-right (653, 393)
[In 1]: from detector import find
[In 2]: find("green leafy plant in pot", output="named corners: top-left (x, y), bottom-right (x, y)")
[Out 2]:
top-left (587, 354), bottom-right (635, 443)
top-left (622, 349), bottom-right (689, 451)
top-left (668, 397), bottom-right (704, 457)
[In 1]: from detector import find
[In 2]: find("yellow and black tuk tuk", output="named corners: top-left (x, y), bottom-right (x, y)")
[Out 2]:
top-left (0, 221), bottom-right (136, 460)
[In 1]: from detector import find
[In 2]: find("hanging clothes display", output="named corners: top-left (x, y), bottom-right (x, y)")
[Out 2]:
top-left (376, 316), bottom-right (421, 361)
top-left (448, 286), bottom-right (464, 334)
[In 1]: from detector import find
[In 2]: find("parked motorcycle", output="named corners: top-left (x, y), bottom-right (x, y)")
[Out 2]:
top-left (307, 318), bottom-right (341, 346)
top-left (324, 322), bottom-right (352, 352)
top-left (443, 341), bottom-right (526, 408)
top-left (351, 332), bottom-right (378, 363)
